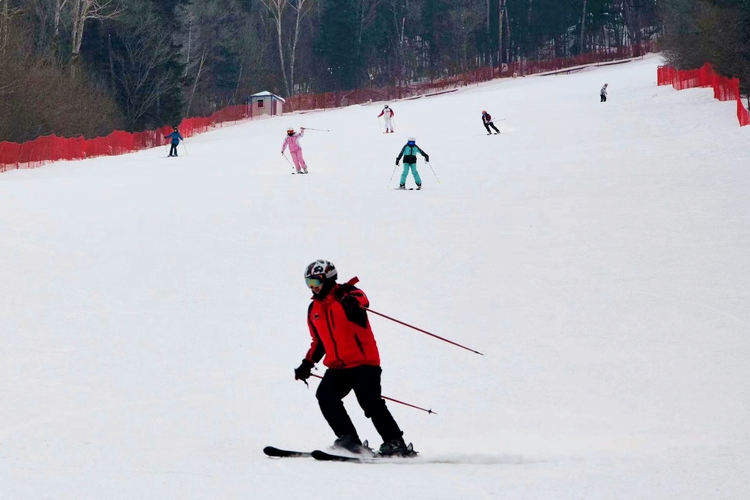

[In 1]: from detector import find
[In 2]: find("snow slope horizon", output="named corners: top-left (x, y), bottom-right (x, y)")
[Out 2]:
top-left (1, 54), bottom-right (749, 499)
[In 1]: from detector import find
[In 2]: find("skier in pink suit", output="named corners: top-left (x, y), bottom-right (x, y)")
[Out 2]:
top-left (281, 127), bottom-right (308, 174)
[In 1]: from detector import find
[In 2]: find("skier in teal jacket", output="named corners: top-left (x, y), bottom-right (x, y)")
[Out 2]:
top-left (395, 137), bottom-right (429, 190)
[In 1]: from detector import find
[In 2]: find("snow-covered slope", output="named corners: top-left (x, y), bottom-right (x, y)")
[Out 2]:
top-left (1, 54), bottom-right (749, 499)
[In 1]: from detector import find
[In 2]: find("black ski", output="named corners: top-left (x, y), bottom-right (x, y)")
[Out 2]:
top-left (265, 445), bottom-right (417, 462)
top-left (311, 450), bottom-right (377, 462)
top-left (263, 446), bottom-right (312, 458)
top-left (311, 446), bottom-right (418, 463)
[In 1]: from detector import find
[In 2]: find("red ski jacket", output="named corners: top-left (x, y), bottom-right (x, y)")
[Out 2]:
top-left (304, 280), bottom-right (380, 369)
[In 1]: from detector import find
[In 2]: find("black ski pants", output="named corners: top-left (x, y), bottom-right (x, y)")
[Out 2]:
top-left (316, 365), bottom-right (403, 443)
top-left (169, 143), bottom-right (179, 156)
top-left (484, 121), bottom-right (499, 134)
top-left (600, 94), bottom-right (607, 102)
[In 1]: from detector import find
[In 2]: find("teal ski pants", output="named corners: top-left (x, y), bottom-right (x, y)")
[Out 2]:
top-left (400, 163), bottom-right (422, 186)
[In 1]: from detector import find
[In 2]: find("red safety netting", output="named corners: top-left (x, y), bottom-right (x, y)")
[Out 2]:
top-left (0, 103), bottom-right (255, 172)
top-left (657, 62), bottom-right (749, 127)
top-left (2, 43), bottom-right (656, 172)
top-left (287, 43), bottom-right (657, 112)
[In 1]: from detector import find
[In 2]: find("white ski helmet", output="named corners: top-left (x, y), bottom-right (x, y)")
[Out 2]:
top-left (304, 259), bottom-right (337, 281)
top-left (407, 137), bottom-right (416, 142)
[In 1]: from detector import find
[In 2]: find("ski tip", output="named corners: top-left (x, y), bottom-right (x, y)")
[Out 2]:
top-left (263, 446), bottom-right (283, 457)
top-left (263, 446), bottom-right (312, 458)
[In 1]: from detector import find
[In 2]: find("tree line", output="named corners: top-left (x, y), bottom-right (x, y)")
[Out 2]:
top-left (660, 0), bottom-right (750, 96)
top-left (1, 0), bottom-right (662, 143)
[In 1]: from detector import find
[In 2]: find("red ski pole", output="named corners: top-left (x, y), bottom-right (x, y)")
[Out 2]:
top-left (366, 307), bottom-right (484, 356)
top-left (341, 277), bottom-right (484, 356)
top-left (310, 374), bottom-right (436, 415)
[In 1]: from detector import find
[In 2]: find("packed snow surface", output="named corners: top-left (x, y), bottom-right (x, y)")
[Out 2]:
top-left (1, 55), bottom-right (749, 499)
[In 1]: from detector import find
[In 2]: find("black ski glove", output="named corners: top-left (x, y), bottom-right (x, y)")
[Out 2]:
top-left (339, 294), bottom-right (362, 315)
top-left (395, 158), bottom-right (400, 165)
top-left (337, 293), bottom-right (368, 328)
top-left (424, 155), bottom-right (429, 162)
top-left (294, 359), bottom-right (314, 381)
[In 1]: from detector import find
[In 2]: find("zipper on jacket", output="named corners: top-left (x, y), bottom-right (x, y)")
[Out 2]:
top-left (324, 308), bottom-right (341, 365)
top-left (354, 334), bottom-right (366, 356)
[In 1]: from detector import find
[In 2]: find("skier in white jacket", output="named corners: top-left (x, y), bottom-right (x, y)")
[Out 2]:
top-left (378, 105), bottom-right (395, 133)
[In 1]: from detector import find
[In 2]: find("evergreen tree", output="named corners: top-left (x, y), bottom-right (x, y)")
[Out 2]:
top-left (315, 0), bottom-right (361, 90)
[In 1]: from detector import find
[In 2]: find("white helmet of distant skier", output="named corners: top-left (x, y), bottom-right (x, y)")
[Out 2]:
top-left (407, 137), bottom-right (416, 143)
top-left (304, 259), bottom-right (337, 281)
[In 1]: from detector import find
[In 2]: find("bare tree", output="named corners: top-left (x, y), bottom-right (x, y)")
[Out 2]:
top-left (25, 0), bottom-right (71, 61)
top-left (177, 3), bottom-right (213, 116)
top-left (69, 0), bottom-right (121, 67)
top-left (580, 0), bottom-right (587, 54)
top-left (0, 0), bottom-right (22, 53)
top-left (259, 0), bottom-right (289, 96)
top-left (288, 0), bottom-right (315, 96)
top-left (111, 10), bottom-right (180, 129)
top-left (449, 0), bottom-right (483, 71)
top-left (51, 0), bottom-right (69, 61)
top-left (355, 0), bottom-right (381, 47)
top-left (390, 0), bottom-right (406, 86)
top-left (498, 0), bottom-right (506, 66)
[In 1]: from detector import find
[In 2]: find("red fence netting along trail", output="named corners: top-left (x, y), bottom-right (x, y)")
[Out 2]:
top-left (286, 44), bottom-right (657, 113)
top-left (0, 103), bottom-right (255, 173)
top-left (1, 43), bottom-right (656, 173)
top-left (657, 62), bottom-right (750, 127)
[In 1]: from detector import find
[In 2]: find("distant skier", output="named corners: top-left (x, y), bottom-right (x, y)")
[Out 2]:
top-left (281, 127), bottom-right (308, 174)
top-left (165, 127), bottom-right (183, 157)
top-left (481, 110), bottom-right (500, 135)
top-left (294, 260), bottom-right (416, 457)
top-left (378, 104), bottom-right (395, 133)
top-left (600, 83), bottom-right (608, 102)
top-left (395, 137), bottom-right (429, 190)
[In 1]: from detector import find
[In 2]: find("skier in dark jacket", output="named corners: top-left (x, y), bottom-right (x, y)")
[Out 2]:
top-left (395, 137), bottom-right (429, 190)
top-left (165, 127), bottom-right (184, 157)
top-left (481, 110), bottom-right (500, 135)
top-left (294, 259), bottom-right (415, 457)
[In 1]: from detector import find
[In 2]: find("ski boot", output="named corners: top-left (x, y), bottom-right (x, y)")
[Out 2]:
top-left (378, 437), bottom-right (417, 457)
top-left (397, 184), bottom-right (406, 190)
top-left (333, 434), bottom-right (371, 455)
top-left (416, 184), bottom-right (422, 190)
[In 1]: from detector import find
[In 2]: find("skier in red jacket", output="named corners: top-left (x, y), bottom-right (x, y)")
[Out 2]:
top-left (481, 110), bottom-right (500, 135)
top-left (294, 259), bottom-right (414, 457)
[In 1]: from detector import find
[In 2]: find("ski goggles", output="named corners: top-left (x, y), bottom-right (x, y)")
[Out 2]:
top-left (305, 276), bottom-right (325, 288)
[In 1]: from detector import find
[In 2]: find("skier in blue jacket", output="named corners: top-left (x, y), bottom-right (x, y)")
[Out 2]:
top-left (395, 137), bottom-right (429, 190)
top-left (165, 127), bottom-right (184, 157)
